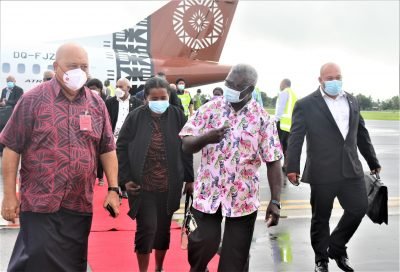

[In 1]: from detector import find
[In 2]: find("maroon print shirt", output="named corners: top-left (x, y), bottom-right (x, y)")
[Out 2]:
top-left (0, 78), bottom-right (116, 213)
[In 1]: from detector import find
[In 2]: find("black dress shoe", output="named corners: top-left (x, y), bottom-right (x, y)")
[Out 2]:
top-left (333, 256), bottom-right (354, 272)
top-left (315, 261), bottom-right (329, 272)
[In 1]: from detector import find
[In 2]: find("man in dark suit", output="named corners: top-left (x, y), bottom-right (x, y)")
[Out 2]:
top-left (0, 75), bottom-right (24, 154)
top-left (105, 77), bottom-right (143, 135)
top-left (286, 63), bottom-right (381, 272)
top-left (1, 75), bottom-right (24, 108)
top-left (105, 77), bottom-right (143, 197)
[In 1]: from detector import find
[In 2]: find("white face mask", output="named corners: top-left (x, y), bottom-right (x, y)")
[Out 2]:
top-left (223, 85), bottom-right (248, 103)
top-left (62, 68), bottom-right (87, 92)
top-left (115, 88), bottom-right (124, 98)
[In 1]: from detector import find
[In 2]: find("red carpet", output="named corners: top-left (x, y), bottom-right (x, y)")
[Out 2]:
top-left (88, 182), bottom-right (220, 271)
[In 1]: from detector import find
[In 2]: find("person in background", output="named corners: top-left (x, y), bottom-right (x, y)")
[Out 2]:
top-left (0, 43), bottom-right (120, 272)
top-left (180, 64), bottom-right (283, 271)
top-left (117, 76), bottom-right (193, 272)
top-left (286, 62), bottom-right (381, 272)
top-left (135, 72), bottom-right (167, 102)
top-left (252, 86), bottom-right (264, 107)
top-left (274, 78), bottom-right (297, 173)
top-left (104, 79), bottom-right (115, 97)
top-left (105, 77), bottom-right (143, 197)
top-left (211, 87), bottom-right (223, 100)
top-left (193, 88), bottom-right (203, 110)
top-left (176, 78), bottom-right (193, 117)
top-left (0, 75), bottom-right (25, 155)
top-left (87, 78), bottom-right (109, 102)
top-left (168, 83), bottom-right (184, 111)
top-left (43, 70), bottom-right (55, 82)
top-left (0, 75), bottom-right (24, 108)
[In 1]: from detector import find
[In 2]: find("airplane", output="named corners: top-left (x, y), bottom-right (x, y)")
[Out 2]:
top-left (0, 0), bottom-right (238, 94)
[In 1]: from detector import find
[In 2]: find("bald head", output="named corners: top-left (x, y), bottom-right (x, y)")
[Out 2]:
top-left (320, 62), bottom-right (341, 77)
top-left (6, 75), bottom-right (16, 83)
top-left (55, 43), bottom-right (88, 62)
top-left (116, 78), bottom-right (131, 92)
top-left (280, 78), bottom-right (291, 91)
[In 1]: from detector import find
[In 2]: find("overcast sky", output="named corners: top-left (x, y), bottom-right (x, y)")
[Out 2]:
top-left (1, 1), bottom-right (399, 100)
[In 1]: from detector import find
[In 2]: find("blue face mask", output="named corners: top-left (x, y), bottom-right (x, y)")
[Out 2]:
top-left (323, 80), bottom-right (342, 96)
top-left (7, 82), bottom-right (15, 89)
top-left (223, 85), bottom-right (249, 103)
top-left (148, 100), bottom-right (170, 114)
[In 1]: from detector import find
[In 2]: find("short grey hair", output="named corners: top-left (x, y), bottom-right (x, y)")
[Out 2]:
top-left (229, 64), bottom-right (258, 86)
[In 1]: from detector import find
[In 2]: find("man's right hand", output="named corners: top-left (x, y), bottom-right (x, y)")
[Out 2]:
top-left (125, 181), bottom-right (141, 197)
top-left (287, 172), bottom-right (300, 186)
top-left (1, 195), bottom-right (20, 223)
top-left (205, 125), bottom-right (230, 144)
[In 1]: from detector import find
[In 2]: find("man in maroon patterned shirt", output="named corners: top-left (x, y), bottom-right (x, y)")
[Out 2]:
top-left (0, 43), bottom-right (120, 272)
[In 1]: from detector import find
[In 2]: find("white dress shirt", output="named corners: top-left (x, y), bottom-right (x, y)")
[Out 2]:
top-left (275, 90), bottom-right (289, 121)
top-left (114, 95), bottom-right (131, 140)
top-left (320, 87), bottom-right (350, 139)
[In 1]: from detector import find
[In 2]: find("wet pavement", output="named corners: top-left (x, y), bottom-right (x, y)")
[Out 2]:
top-left (1, 120), bottom-right (399, 271)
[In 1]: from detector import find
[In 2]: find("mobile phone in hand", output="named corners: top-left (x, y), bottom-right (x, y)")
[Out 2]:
top-left (106, 204), bottom-right (116, 218)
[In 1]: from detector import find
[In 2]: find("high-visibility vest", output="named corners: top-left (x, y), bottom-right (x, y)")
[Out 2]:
top-left (107, 85), bottom-right (116, 97)
top-left (177, 92), bottom-right (191, 116)
top-left (193, 94), bottom-right (202, 110)
top-left (279, 87), bottom-right (297, 132)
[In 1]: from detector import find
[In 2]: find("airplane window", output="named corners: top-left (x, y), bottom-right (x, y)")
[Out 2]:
top-left (47, 65), bottom-right (54, 71)
top-left (17, 63), bottom-right (25, 74)
top-left (32, 64), bottom-right (41, 74)
top-left (2, 63), bottom-right (10, 73)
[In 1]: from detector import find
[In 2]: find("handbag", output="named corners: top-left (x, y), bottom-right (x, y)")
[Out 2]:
top-left (364, 172), bottom-right (388, 225)
top-left (181, 194), bottom-right (197, 250)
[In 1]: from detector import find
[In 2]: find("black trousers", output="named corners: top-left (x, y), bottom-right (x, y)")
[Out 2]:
top-left (188, 207), bottom-right (257, 272)
top-left (97, 161), bottom-right (104, 180)
top-left (8, 208), bottom-right (92, 272)
top-left (310, 178), bottom-right (368, 263)
top-left (277, 121), bottom-right (289, 155)
top-left (134, 191), bottom-right (173, 254)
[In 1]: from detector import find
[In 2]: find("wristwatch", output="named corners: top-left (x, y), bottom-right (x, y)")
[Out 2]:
top-left (271, 200), bottom-right (281, 209)
top-left (108, 187), bottom-right (120, 194)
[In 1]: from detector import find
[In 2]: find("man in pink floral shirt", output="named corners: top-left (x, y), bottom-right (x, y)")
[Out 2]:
top-left (180, 64), bottom-right (283, 271)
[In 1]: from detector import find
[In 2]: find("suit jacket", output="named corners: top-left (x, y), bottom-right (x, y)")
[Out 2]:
top-left (286, 89), bottom-right (380, 184)
top-left (105, 96), bottom-right (143, 132)
top-left (1, 86), bottom-right (24, 107)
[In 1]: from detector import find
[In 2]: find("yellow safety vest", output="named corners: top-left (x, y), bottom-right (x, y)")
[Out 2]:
top-left (107, 85), bottom-right (116, 97)
top-left (280, 88), bottom-right (297, 132)
top-left (177, 93), bottom-right (191, 116)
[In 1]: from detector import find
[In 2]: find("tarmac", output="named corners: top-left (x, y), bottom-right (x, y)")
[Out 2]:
top-left (0, 120), bottom-right (399, 271)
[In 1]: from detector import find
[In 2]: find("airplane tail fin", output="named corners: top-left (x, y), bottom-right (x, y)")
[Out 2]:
top-left (67, 0), bottom-right (238, 92)
top-left (150, 0), bottom-right (238, 62)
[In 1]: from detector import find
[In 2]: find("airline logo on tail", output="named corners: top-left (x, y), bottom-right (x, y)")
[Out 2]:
top-left (173, 0), bottom-right (224, 50)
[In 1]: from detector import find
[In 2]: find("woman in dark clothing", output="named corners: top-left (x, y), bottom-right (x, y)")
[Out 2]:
top-left (116, 77), bottom-right (194, 272)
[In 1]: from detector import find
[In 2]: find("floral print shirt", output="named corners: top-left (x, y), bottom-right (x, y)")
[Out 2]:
top-left (179, 97), bottom-right (282, 217)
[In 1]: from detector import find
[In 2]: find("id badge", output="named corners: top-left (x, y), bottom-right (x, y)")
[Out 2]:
top-left (79, 114), bottom-right (92, 131)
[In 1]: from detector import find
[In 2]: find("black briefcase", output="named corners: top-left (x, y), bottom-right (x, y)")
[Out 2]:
top-left (364, 172), bottom-right (388, 225)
